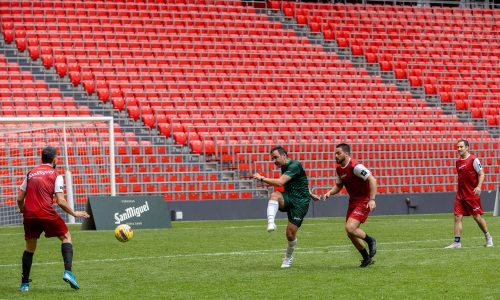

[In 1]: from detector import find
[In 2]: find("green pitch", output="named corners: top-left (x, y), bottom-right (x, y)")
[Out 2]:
top-left (0, 214), bottom-right (498, 299)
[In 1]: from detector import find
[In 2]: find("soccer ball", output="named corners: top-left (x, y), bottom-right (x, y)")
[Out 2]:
top-left (114, 224), bottom-right (133, 242)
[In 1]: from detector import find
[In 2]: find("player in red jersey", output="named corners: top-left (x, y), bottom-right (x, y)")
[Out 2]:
top-left (322, 143), bottom-right (377, 267)
top-left (17, 147), bottom-right (89, 292)
top-left (445, 139), bottom-right (493, 249)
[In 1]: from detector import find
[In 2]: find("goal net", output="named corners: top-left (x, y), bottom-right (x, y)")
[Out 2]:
top-left (0, 117), bottom-right (116, 225)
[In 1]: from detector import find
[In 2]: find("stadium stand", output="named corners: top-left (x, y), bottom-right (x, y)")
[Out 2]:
top-left (277, 1), bottom-right (499, 129)
top-left (0, 0), bottom-right (498, 220)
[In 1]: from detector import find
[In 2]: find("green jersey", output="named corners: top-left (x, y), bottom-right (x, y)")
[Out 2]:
top-left (281, 159), bottom-right (310, 205)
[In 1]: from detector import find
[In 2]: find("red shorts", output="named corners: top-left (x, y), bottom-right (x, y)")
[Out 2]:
top-left (23, 216), bottom-right (68, 240)
top-left (454, 198), bottom-right (484, 216)
top-left (346, 201), bottom-right (370, 223)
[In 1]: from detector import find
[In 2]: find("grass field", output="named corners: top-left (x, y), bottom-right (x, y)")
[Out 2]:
top-left (1, 213), bottom-right (499, 299)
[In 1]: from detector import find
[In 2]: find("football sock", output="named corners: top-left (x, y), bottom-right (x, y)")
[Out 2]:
top-left (454, 236), bottom-right (461, 243)
top-left (22, 251), bottom-right (34, 283)
top-left (363, 234), bottom-right (374, 244)
top-left (358, 248), bottom-right (369, 260)
top-left (267, 200), bottom-right (279, 224)
top-left (61, 243), bottom-right (73, 272)
top-left (285, 239), bottom-right (297, 258)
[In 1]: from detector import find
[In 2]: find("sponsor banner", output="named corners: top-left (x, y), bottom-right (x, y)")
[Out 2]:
top-left (82, 196), bottom-right (171, 230)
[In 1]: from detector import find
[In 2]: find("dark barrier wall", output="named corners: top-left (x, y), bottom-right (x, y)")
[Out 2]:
top-left (167, 192), bottom-right (497, 221)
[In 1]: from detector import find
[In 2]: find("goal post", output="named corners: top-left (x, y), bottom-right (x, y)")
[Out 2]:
top-left (494, 186), bottom-right (499, 217)
top-left (0, 116), bottom-right (116, 225)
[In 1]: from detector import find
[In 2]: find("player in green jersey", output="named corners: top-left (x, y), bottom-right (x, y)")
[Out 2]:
top-left (253, 146), bottom-right (320, 268)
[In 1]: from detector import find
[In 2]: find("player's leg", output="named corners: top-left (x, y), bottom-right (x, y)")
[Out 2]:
top-left (44, 217), bottom-right (80, 290)
top-left (345, 218), bottom-right (373, 267)
top-left (281, 200), bottom-right (308, 268)
top-left (266, 191), bottom-right (284, 232)
top-left (446, 214), bottom-right (463, 248)
top-left (58, 231), bottom-right (73, 272)
top-left (20, 219), bottom-right (43, 292)
top-left (281, 222), bottom-right (298, 268)
top-left (58, 231), bottom-right (80, 289)
top-left (20, 238), bottom-right (37, 292)
top-left (446, 199), bottom-right (465, 248)
top-left (472, 214), bottom-right (493, 247)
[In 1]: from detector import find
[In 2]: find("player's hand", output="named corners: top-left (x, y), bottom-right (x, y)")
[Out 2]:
top-left (366, 200), bottom-right (376, 212)
top-left (252, 173), bottom-right (264, 181)
top-left (74, 211), bottom-right (90, 218)
top-left (322, 192), bottom-right (331, 200)
top-left (17, 207), bottom-right (23, 214)
top-left (473, 187), bottom-right (481, 195)
top-left (310, 193), bottom-right (324, 202)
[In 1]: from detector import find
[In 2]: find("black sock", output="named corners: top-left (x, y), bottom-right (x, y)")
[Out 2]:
top-left (454, 236), bottom-right (461, 243)
top-left (61, 243), bottom-right (73, 272)
top-left (358, 248), bottom-right (369, 260)
top-left (22, 251), bottom-right (34, 283)
top-left (363, 234), bottom-right (374, 244)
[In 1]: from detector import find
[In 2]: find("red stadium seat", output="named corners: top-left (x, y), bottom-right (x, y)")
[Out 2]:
top-left (83, 81), bottom-right (95, 95)
top-left (69, 71), bottom-right (81, 86)
top-left (127, 106), bottom-right (140, 120)
top-left (15, 38), bottom-right (26, 52)
top-left (394, 69), bottom-right (407, 79)
top-left (55, 63), bottom-right (67, 77)
top-left (3, 30), bottom-right (14, 43)
top-left (28, 46), bottom-right (39, 60)
top-left (97, 88), bottom-right (110, 103)
top-left (424, 84), bottom-right (436, 95)
top-left (142, 114), bottom-right (155, 128)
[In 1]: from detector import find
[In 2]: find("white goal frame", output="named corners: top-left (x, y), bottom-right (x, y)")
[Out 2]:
top-left (0, 116), bottom-right (116, 224)
top-left (494, 186), bottom-right (499, 217)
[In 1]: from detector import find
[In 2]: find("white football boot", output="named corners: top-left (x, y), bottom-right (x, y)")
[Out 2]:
top-left (281, 256), bottom-right (294, 268)
top-left (267, 222), bottom-right (276, 233)
top-left (444, 242), bottom-right (462, 249)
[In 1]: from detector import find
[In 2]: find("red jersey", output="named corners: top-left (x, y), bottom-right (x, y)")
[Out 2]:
top-left (336, 158), bottom-right (371, 203)
top-left (456, 154), bottom-right (482, 201)
top-left (20, 164), bottom-right (64, 220)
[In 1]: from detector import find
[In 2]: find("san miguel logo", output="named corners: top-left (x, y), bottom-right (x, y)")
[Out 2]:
top-left (114, 201), bottom-right (150, 224)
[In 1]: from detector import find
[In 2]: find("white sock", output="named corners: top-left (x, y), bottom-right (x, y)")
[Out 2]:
top-left (267, 200), bottom-right (279, 224)
top-left (285, 239), bottom-right (297, 258)
top-left (485, 232), bottom-right (491, 239)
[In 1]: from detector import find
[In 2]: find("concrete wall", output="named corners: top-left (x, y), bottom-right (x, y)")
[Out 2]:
top-left (167, 191), bottom-right (498, 221)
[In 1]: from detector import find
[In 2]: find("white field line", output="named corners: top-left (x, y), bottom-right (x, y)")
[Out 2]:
top-left (0, 218), bottom-right (455, 235)
top-left (0, 238), bottom-right (491, 269)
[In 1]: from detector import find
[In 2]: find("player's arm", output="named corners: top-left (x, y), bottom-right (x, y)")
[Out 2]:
top-left (354, 164), bottom-right (377, 211)
top-left (323, 179), bottom-right (343, 200)
top-left (53, 175), bottom-right (89, 218)
top-left (17, 190), bottom-right (26, 213)
top-left (54, 192), bottom-right (89, 218)
top-left (474, 169), bottom-right (485, 195)
top-left (366, 175), bottom-right (377, 211)
top-left (473, 158), bottom-right (485, 195)
top-left (17, 177), bottom-right (27, 213)
top-left (253, 173), bottom-right (291, 187)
